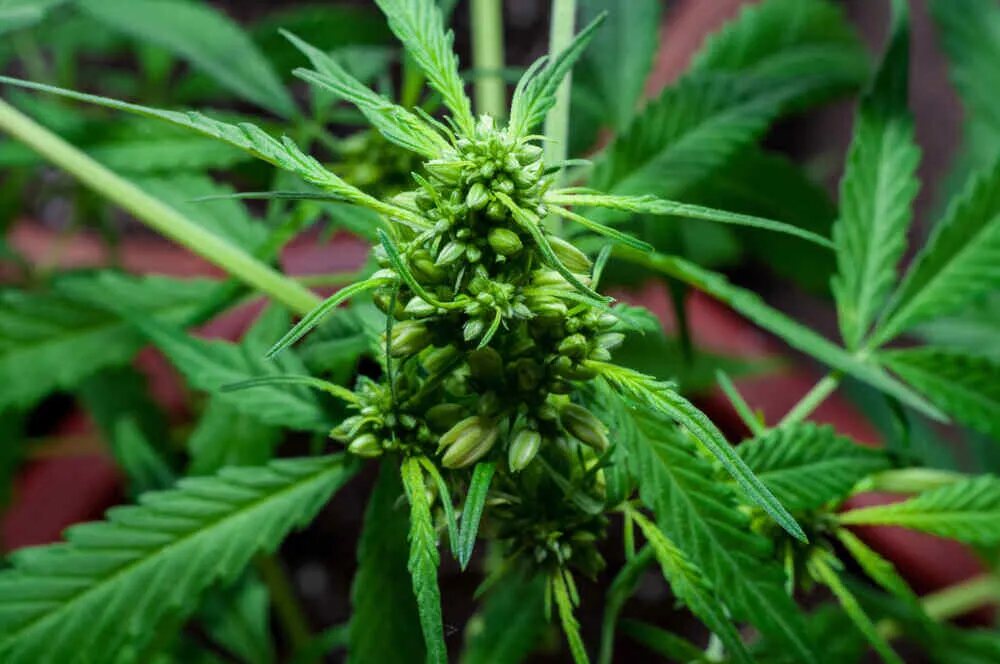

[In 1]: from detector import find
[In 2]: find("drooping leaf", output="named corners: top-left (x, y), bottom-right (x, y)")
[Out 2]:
top-left (613, 397), bottom-right (818, 663)
top-left (372, 0), bottom-right (474, 133)
top-left (875, 159), bottom-right (1000, 346)
top-left (349, 462), bottom-right (426, 664)
top-left (839, 475), bottom-right (1000, 545)
top-left (552, 572), bottom-right (589, 664)
top-left (831, 0), bottom-right (919, 350)
top-left (508, 14), bottom-right (605, 137)
top-left (198, 573), bottom-right (275, 664)
top-left (737, 423), bottom-right (890, 512)
top-left (690, 0), bottom-right (868, 109)
top-left (618, 249), bottom-right (946, 421)
top-left (0, 274), bottom-right (213, 411)
top-left (628, 509), bottom-right (752, 664)
top-left (461, 574), bottom-right (546, 664)
top-left (457, 461), bottom-right (494, 570)
top-left (0, 455), bottom-right (356, 663)
top-left (596, 363), bottom-right (805, 541)
top-left (284, 30), bottom-right (449, 158)
top-left (401, 457), bottom-right (447, 664)
top-left (882, 347), bottom-right (1000, 438)
top-left (619, 621), bottom-right (705, 664)
top-left (78, 0), bottom-right (296, 117)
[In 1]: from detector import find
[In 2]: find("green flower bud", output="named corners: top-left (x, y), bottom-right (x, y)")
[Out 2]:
top-left (468, 347), bottom-right (503, 384)
top-left (596, 332), bottom-right (625, 350)
top-left (532, 269), bottom-right (569, 288)
top-left (488, 228), bottom-right (523, 256)
top-left (411, 252), bottom-right (445, 283)
top-left (440, 416), bottom-right (499, 468)
top-left (464, 318), bottom-right (485, 342)
top-left (478, 161), bottom-right (496, 180)
top-left (558, 333), bottom-right (589, 359)
top-left (485, 200), bottom-right (507, 221)
top-left (436, 240), bottom-right (467, 266)
top-left (331, 415), bottom-right (364, 441)
top-left (531, 299), bottom-right (568, 319)
top-left (425, 159), bottom-right (464, 185)
top-left (404, 296), bottom-right (437, 317)
top-left (596, 313), bottom-right (619, 330)
top-left (426, 403), bottom-right (467, 432)
top-left (548, 236), bottom-right (593, 273)
top-left (560, 403), bottom-right (609, 452)
top-left (388, 320), bottom-right (432, 357)
top-left (512, 358), bottom-right (543, 391)
top-left (423, 345), bottom-right (458, 373)
top-left (494, 176), bottom-right (515, 196)
top-left (517, 143), bottom-right (543, 164)
top-left (588, 347), bottom-right (612, 362)
top-left (508, 428), bottom-right (542, 471)
top-left (503, 153), bottom-right (521, 174)
top-left (465, 245), bottom-right (483, 262)
top-left (466, 182), bottom-right (490, 210)
top-left (477, 391), bottom-right (501, 416)
top-left (348, 433), bottom-right (382, 458)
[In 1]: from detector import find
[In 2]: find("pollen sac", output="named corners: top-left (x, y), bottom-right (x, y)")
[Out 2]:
top-left (560, 403), bottom-right (610, 452)
top-left (439, 415), bottom-right (499, 468)
top-left (508, 428), bottom-right (542, 471)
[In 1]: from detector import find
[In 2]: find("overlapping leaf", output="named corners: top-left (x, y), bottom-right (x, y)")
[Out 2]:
top-left (738, 423), bottom-right (890, 511)
top-left (0, 455), bottom-right (355, 663)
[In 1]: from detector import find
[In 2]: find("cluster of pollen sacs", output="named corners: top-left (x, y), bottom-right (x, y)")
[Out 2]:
top-left (331, 115), bottom-right (617, 573)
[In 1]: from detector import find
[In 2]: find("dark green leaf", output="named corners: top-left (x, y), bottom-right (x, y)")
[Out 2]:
top-left (457, 462), bottom-right (494, 570)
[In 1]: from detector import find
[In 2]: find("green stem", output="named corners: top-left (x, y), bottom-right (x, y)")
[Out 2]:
top-left (471, 0), bottom-right (506, 119)
top-left (878, 574), bottom-right (1000, 640)
top-left (777, 371), bottom-right (842, 428)
top-left (543, 0), bottom-right (577, 199)
top-left (0, 97), bottom-right (321, 316)
top-left (255, 554), bottom-right (312, 651)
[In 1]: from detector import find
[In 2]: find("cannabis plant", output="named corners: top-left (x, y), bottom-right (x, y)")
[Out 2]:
top-left (0, 0), bottom-right (999, 662)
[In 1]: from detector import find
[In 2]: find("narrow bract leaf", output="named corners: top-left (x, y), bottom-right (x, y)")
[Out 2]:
top-left (373, 0), bottom-right (474, 133)
top-left (458, 462), bottom-right (494, 569)
top-left (831, 0), bottom-right (919, 349)
top-left (283, 30), bottom-right (448, 157)
top-left (552, 572), bottom-right (589, 664)
top-left (882, 347), bottom-right (1000, 438)
top-left (738, 423), bottom-right (890, 511)
top-left (401, 458), bottom-right (448, 664)
top-left (839, 476), bottom-right (1000, 545)
top-left (0, 455), bottom-right (356, 663)
top-left (509, 14), bottom-right (605, 137)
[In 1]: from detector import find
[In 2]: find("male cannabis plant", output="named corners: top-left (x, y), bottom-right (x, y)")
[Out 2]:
top-left (1, 0), bottom-right (999, 662)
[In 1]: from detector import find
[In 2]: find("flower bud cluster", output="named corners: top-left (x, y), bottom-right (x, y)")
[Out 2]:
top-left (333, 116), bottom-right (625, 577)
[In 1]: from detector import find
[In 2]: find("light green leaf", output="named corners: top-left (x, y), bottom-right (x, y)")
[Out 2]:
top-left (881, 347), bottom-right (1000, 438)
top-left (613, 397), bottom-right (818, 663)
top-left (401, 457), bottom-right (447, 664)
top-left (187, 399), bottom-right (280, 476)
top-left (552, 572), bottom-right (589, 664)
top-left (0, 274), bottom-right (213, 411)
top-left (78, 0), bottom-right (295, 117)
top-left (831, 0), bottom-right (919, 350)
top-left (875, 160), bottom-right (1000, 346)
top-left (596, 363), bottom-right (805, 541)
top-left (350, 462), bottom-right (426, 664)
top-left (738, 423), bottom-right (890, 511)
top-left (690, 0), bottom-right (868, 108)
top-left (840, 475), bottom-right (1000, 544)
top-left (373, 0), bottom-right (474, 133)
top-left (283, 30), bottom-right (449, 158)
top-left (628, 509), bottom-right (751, 664)
top-left (0, 455), bottom-right (356, 663)
top-left (0, 0), bottom-right (70, 35)
top-left (461, 575), bottom-right (546, 664)
top-left (617, 249), bottom-right (946, 421)
top-left (508, 14), bottom-right (605, 137)
top-left (88, 134), bottom-right (247, 173)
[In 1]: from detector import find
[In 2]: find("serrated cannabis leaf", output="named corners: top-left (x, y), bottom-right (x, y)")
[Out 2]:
top-left (552, 572), bottom-right (589, 664)
top-left (350, 462), bottom-right (426, 663)
top-left (840, 476), bottom-right (1000, 545)
top-left (457, 461), bottom-right (494, 570)
top-left (882, 347), bottom-right (1000, 438)
top-left (284, 30), bottom-right (449, 158)
top-left (628, 509), bottom-right (752, 664)
top-left (875, 159), bottom-right (1000, 346)
top-left (0, 275), bottom-right (213, 411)
top-left (401, 457), bottom-right (448, 664)
top-left (0, 455), bottom-right (355, 663)
top-left (690, 0), bottom-right (868, 108)
top-left (738, 423), bottom-right (890, 511)
top-left (78, 0), bottom-right (295, 117)
top-left (508, 14), bottom-right (605, 137)
top-left (612, 397), bottom-right (818, 663)
top-left (618, 249), bottom-right (947, 421)
top-left (595, 364), bottom-right (805, 542)
top-left (373, 0), bottom-right (474, 134)
top-left (831, 0), bottom-right (919, 350)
